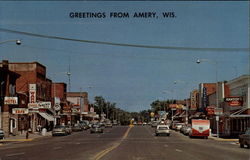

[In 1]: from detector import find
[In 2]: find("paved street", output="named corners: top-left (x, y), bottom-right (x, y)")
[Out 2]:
top-left (0, 126), bottom-right (249, 160)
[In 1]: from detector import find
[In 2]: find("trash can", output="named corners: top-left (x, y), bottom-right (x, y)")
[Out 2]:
top-left (41, 128), bottom-right (47, 136)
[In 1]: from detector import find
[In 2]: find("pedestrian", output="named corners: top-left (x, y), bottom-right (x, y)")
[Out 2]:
top-left (26, 130), bottom-right (29, 139)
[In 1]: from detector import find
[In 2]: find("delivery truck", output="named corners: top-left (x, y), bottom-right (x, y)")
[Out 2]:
top-left (189, 119), bottom-right (210, 139)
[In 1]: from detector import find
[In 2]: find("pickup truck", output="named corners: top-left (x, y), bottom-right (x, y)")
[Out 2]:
top-left (239, 128), bottom-right (250, 149)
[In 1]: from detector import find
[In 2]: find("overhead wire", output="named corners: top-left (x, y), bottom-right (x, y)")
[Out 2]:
top-left (0, 28), bottom-right (249, 52)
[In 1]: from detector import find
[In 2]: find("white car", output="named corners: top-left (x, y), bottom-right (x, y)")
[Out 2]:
top-left (155, 125), bottom-right (170, 136)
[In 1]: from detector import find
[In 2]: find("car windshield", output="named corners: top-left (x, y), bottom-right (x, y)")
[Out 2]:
top-left (159, 127), bottom-right (168, 130)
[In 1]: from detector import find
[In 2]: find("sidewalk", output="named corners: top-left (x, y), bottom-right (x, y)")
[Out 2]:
top-left (0, 131), bottom-right (52, 143)
top-left (209, 134), bottom-right (239, 142)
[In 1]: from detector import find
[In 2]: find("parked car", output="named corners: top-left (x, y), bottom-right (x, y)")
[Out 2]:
top-left (52, 125), bottom-right (68, 136)
top-left (183, 126), bottom-right (192, 136)
top-left (72, 124), bottom-right (83, 132)
top-left (82, 123), bottom-right (90, 130)
top-left (65, 125), bottom-right (72, 135)
top-left (239, 128), bottom-right (250, 149)
top-left (90, 124), bottom-right (104, 134)
top-left (105, 123), bottom-right (113, 128)
top-left (151, 121), bottom-right (158, 128)
top-left (155, 125), bottom-right (170, 136)
top-left (0, 129), bottom-right (4, 139)
top-left (176, 123), bottom-right (184, 131)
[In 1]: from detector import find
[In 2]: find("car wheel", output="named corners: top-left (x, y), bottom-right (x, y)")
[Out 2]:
top-left (246, 143), bottom-right (250, 149)
top-left (240, 143), bottom-right (244, 148)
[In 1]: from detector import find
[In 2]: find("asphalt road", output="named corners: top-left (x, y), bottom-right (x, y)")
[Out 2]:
top-left (0, 126), bottom-right (249, 160)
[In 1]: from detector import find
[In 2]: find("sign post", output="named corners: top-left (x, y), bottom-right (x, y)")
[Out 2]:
top-left (214, 108), bottom-right (223, 138)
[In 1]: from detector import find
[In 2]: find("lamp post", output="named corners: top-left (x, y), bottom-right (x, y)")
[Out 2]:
top-left (196, 58), bottom-right (219, 138)
top-left (0, 81), bottom-right (4, 129)
top-left (0, 39), bottom-right (21, 45)
top-left (173, 80), bottom-right (190, 125)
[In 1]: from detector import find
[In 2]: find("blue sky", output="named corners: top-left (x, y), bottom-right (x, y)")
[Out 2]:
top-left (0, 1), bottom-right (249, 112)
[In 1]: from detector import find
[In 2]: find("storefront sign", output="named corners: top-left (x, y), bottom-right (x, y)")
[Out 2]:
top-left (29, 84), bottom-right (36, 103)
top-left (4, 97), bottom-right (18, 105)
top-left (12, 108), bottom-right (29, 114)
top-left (214, 108), bottom-right (223, 115)
top-left (202, 87), bottom-right (208, 108)
top-left (206, 106), bottom-right (215, 115)
top-left (190, 90), bottom-right (198, 110)
top-left (150, 112), bottom-right (155, 118)
top-left (224, 97), bottom-right (243, 106)
top-left (72, 108), bottom-right (80, 113)
top-left (28, 102), bottom-right (51, 109)
top-left (90, 107), bottom-right (94, 112)
top-left (169, 104), bottom-right (177, 109)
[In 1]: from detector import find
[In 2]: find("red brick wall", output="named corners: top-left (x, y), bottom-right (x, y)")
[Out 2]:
top-left (203, 83), bottom-right (216, 95)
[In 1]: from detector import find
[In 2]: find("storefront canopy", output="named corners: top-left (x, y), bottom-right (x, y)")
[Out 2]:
top-left (38, 112), bottom-right (54, 121)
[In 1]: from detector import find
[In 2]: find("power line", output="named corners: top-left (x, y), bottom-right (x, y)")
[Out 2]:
top-left (0, 28), bottom-right (249, 52)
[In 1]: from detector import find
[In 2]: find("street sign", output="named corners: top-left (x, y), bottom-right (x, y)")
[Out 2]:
top-left (216, 115), bottom-right (219, 121)
top-left (54, 104), bottom-right (61, 111)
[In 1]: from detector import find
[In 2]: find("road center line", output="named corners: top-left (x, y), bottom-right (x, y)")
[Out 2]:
top-left (53, 146), bottom-right (62, 150)
top-left (6, 152), bottom-right (25, 157)
top-left (175, 149), bottom-right (183, 152)
top-left (92, 126), bottom-right (133, 160)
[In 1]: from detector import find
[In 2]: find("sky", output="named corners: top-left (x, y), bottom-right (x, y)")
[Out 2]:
top-left (0, 1), bottom-right (249, 112)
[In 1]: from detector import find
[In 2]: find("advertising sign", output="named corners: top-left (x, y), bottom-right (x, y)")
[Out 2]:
top-left (190, 90), bottom-right (198, 110)
top-left (150, 112), bottom-right (155, 118)
top-left (12, 108), bottom-right (29, 114)
top-left (4, 97), bottom-right (18, 105)
top-left (28, 102), bottom-right (51, 109)
top-left (90, 107), bottom-right (94, 113)
top-left (206, 106), bottom-right (215, 115)
top-left (224, 97), bottom-right (243, 106)
top-left (214, 108), bottom-right (223, 115)
top-left (29, 84), bottom-right (36, 103)
top-left (169, 104), bottom-right (177, 109)
top-left (202, 87), bottom-right (208, 108)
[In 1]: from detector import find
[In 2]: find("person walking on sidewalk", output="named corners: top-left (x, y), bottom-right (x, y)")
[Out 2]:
top-left (26, 128), bottom-right (31, 139)
top-left (26, 131), bottom-right (29, 139)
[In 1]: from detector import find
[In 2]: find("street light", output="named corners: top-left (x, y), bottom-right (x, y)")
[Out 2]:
top-left (0, 39), bottom-right (21, 45)
top-left (196, 58), bottom-right (219, 138)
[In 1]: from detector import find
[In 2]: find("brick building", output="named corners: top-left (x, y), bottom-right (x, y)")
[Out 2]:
top-left (67, 92), bottom-right (89, 123)
top-left (0, 60), bottom-right (20, 136)
top-left (52, 83), bottom-right (73, 125)
top-left (0, 60), bottom-right (54, 133)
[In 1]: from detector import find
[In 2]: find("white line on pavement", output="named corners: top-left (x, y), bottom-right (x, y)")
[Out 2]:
top-left (6, 152), bottom-right (25, 157)
top-left (53, 147), bottom-right (62, 150)
top-left (175, 149), bottom-right (183, 152)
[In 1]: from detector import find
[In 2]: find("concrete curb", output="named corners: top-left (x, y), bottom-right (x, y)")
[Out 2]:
top-left (0, 139), bottom-right (33, 142)
top-left (209, 136), bottom-right (239, 142)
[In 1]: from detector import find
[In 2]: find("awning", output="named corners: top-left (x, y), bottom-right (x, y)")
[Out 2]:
top-left (38, 112), bottom-right (54, 121)
top-left (230, 107), bottom-right (250, 118)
